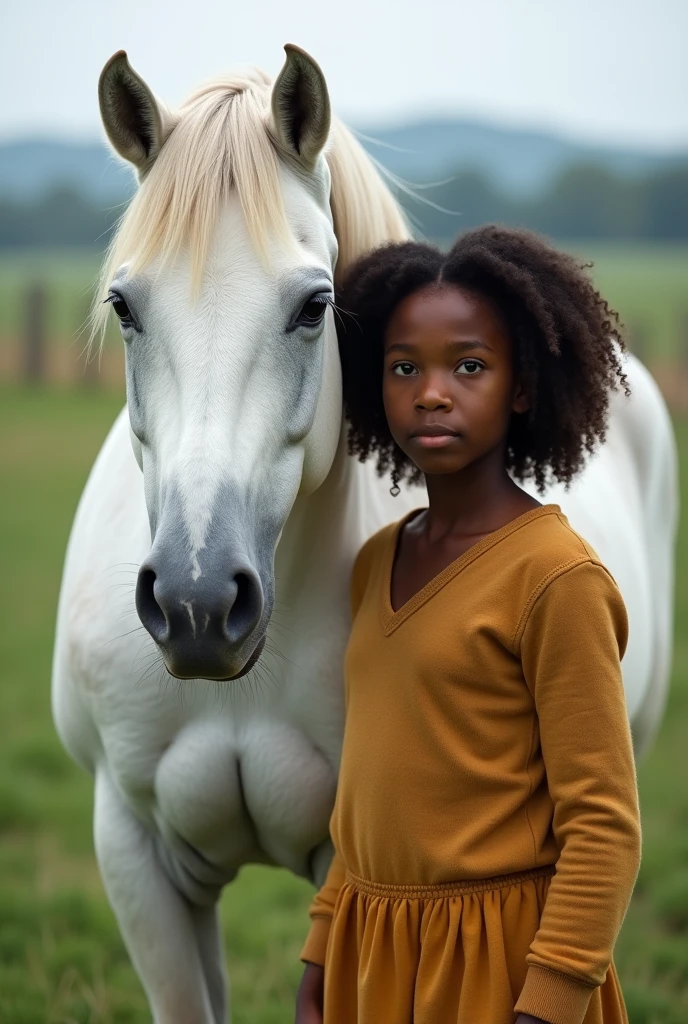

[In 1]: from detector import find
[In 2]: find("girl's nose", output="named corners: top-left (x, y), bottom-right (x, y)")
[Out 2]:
top-left (415, 379), bottom-right (453, 412)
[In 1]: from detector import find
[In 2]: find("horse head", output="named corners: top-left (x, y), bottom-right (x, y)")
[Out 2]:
top-left (96, 46), bottom-right (407, 681)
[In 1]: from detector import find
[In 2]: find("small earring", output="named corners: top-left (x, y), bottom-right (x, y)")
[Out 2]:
top-left (390, 469), bottom-right (401, 498)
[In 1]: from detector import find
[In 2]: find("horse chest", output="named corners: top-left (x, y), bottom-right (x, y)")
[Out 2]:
top-left (149, 715), bottom-right (337, 879)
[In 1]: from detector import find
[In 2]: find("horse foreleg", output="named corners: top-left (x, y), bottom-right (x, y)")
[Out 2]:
top-left (189, 902), bottom-right (229, 1024)
top-left (94, 768), bottom-right (227, 1023)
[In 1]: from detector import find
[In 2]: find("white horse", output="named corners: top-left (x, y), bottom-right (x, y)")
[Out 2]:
top-left (52, 44), bottom-right (678, 1024)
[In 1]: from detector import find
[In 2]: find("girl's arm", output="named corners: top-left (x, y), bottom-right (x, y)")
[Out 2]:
top-left (513, 560), bottom-right (642, 1024)
top-left (299, 850), bottom-right (347, 966)
top-left (299, 528), bottom-right (379, 967)
top-left (295, 962), bottom-right (325, 1024)
top-left (296, 852), bottom-right (347, 1024)
top-left (296, 531), bottom-right (379, 1018)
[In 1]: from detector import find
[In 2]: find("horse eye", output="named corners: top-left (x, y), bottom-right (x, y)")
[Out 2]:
top-left (297, 296), bottom-right (328, 327)
top-left (110, 296), bottom-right (132, 321)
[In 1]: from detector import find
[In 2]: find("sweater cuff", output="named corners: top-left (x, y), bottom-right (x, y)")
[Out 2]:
top-left (299, 915), bottom-right (332, 967)
top-left (514, 964), bottom-right (596, 1024)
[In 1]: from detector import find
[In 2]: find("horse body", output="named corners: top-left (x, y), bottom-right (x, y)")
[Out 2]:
top-left (51, 45), bottom-right (677, 1023)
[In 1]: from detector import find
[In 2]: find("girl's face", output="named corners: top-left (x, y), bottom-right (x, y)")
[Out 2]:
top-left (382, 283), bottom-right (529, 478)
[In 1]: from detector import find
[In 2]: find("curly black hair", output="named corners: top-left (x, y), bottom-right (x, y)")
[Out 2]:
top-left (337, 225), bottom-right (629, 492)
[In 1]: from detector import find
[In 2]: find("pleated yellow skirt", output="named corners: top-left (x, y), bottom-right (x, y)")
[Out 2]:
top-left (322, 864), bottom-right (629, 1024)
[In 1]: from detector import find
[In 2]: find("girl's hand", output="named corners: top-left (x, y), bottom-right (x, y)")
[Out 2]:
top-left (515, 1015), bottom-right (551, 1024)
top-left (295, 961), bottom-right (324, 1023)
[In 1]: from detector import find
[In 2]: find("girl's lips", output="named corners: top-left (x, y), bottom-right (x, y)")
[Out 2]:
top-left (411, 434), bottom-right (461, 448)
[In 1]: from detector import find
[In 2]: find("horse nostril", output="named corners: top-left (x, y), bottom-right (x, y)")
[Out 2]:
top-left (136, 568), bottom-right (168, 642)
top-left (226, 571), bottom-right (263, 645)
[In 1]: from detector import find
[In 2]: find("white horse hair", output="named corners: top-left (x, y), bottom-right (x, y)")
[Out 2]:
top-left (52, 44), bottom-right (678, 1023)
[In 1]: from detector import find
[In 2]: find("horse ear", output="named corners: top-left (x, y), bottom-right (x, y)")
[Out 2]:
top-left (98, 50), bottom-right (177, 178)
top-left (270, 44), bottom-right (331, 169)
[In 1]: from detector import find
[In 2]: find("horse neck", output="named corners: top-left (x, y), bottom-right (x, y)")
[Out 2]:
top-left (274, 420), bottom-right (365, 586)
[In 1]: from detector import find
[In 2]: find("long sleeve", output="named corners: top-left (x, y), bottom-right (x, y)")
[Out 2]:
top-left (300, 850), bottom-right (348, 966)
top-left (513, 561), bottom-right (642, 1024)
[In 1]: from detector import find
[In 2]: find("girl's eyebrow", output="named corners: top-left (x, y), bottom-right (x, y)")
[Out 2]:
top-left (447, 339), bottom-right (493, 353)
top-left (386, 339), bottom-right (493, 355)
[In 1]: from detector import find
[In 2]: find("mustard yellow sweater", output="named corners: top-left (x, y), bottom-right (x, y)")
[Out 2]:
top-left (302, 504), bottom-right (642, 1022)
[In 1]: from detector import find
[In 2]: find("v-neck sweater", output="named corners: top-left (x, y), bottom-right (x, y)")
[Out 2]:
top-left (302, 505), bottom-right (642, 1024)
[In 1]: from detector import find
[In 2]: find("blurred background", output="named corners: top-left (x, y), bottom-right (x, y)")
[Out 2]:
top-left (0, 1), bottom-right (687, 1020)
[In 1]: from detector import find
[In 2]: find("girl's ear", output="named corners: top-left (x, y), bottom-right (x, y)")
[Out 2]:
top-left (512, 379), bottom-right (530, 414)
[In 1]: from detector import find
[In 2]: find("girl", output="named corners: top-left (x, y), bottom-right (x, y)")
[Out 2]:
top-left (295, 226), bottom-right (642, 1024)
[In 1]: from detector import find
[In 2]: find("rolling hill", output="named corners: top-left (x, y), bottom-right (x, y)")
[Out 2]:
top-left (1, 118), bottom-right (686, 202)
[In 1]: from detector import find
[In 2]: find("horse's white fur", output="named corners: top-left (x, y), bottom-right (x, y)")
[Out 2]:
top-left (53, 48), bottom-right (678, 1024)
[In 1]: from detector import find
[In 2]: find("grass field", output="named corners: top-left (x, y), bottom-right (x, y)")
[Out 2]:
top-left (1, 387), bottom-right (687, 1022)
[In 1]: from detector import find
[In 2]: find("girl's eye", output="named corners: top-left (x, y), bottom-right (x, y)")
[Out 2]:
top-left (392, 362), bottom-right (417, 376)
top-left (457, 360), bottom-right (483, 375)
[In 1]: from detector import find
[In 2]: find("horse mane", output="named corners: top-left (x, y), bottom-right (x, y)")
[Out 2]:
top-left (92, 66), bottom-right (410, 339)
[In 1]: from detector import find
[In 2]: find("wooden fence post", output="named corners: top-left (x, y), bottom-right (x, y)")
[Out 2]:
top-left (23, 281), bottom-right (47, 384)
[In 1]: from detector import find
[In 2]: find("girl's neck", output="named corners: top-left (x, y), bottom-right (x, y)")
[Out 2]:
top-left (422, 452), bottom-right (540, 541)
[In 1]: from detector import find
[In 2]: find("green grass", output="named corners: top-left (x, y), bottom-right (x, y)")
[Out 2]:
top-left (1, 387), bottom-right (687, 1021)
top-left (568, 243), bottom-right (688, 360)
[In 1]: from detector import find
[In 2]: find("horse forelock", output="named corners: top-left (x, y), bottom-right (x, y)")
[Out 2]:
top-left (91, 64), bottom-right (410, 348)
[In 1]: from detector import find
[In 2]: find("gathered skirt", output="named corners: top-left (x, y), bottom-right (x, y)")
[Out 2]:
top-left (322, 864), bottom-right (629, 1024)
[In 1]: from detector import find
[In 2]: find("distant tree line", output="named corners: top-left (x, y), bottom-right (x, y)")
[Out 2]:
top-left (1, 163), bottom-right (688, 249)
top-left (0, 187), bottom-right (121, 248)
top-left (408, 163), bottom-right (688, 243)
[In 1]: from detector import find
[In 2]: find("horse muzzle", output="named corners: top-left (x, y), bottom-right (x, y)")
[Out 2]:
top-left (135, 558), bottom-right (267, 680)
top-left (133, 475), bottom-right (283, 679)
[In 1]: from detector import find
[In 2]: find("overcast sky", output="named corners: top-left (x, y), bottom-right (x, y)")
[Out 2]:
top-left (2, 0), bottom-right (687, 148)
